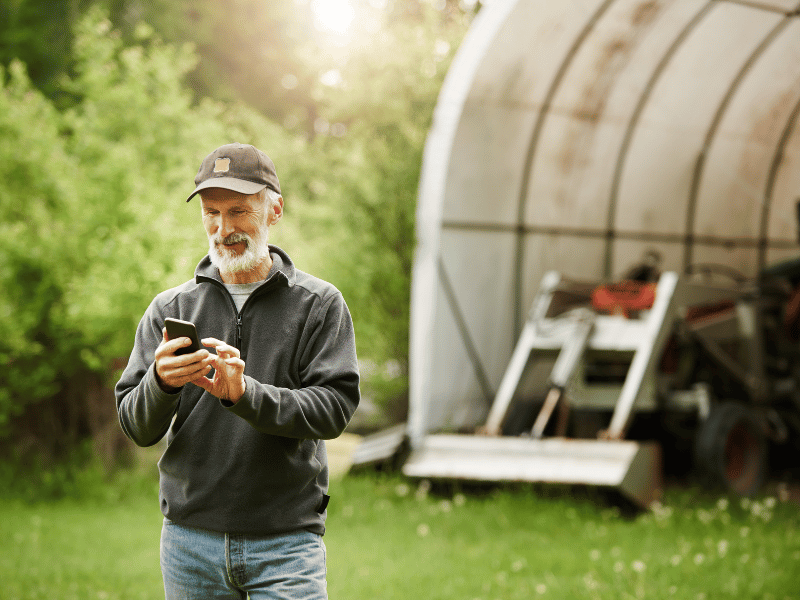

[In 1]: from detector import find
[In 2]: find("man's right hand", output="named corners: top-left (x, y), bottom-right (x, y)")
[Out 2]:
top-left (154, 327), bottom-right (215, 393)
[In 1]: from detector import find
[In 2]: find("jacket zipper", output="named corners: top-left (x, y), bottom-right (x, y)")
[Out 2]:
top-left (196, 273), bottom-right (284, 351)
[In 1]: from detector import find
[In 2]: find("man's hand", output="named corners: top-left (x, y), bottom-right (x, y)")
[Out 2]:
top-left (155, 327), bottom-right (215, 392)
top-left (191, 338), bottom-right (246, 403)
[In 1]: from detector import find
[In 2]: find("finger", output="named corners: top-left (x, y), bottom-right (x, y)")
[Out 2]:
top-left (161, 354), bottom-right (214, 379)
top-left (223, 357), bottom-right (245, 370)
top-left (190, 371), bottom-right (214, 390)
top-left (202, 338), bottom-right (240, 358)
top-left (158, 338), bottom-right (206, 359)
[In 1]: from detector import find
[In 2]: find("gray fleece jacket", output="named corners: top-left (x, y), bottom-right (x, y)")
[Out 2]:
top-left (115, 246), bottom-right (359, 535)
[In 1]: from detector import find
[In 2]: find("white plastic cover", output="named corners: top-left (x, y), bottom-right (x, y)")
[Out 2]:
top-left (410, 0), bottom-right (800, 441)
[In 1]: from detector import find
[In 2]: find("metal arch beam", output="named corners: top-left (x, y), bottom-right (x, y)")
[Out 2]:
top-left (723, 0), bottom-right (800, 13)
top-left (758, 88), bottom-right (800, 267)
top-left (437, 257), bottom-right (495, 406)
top-left (510, 0), bottom-right (618, 337)
top-left (684, 14), bottom-right (793, 272)
top-left (441, 219), bottom-right (799, 248)
top-left (603, 2), bottom-right (715, 277)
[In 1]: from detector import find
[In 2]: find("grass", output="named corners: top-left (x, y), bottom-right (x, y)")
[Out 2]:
top-left (0, 465), bottom-right (798, 600)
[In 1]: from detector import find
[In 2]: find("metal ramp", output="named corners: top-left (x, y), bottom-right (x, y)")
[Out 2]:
top-left (400, 271), bottom-right (681, 509)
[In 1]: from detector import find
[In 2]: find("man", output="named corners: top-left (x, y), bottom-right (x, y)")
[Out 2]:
top-left (115, 142), bottom-right (360, 599)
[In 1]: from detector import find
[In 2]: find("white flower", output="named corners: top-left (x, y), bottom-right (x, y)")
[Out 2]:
top-left (632, 560), bottom-right (646, 572)
top-left (589, 549), bottom-right (601, 561)
top-left (535, 583), bottom-right (547, 595)
top-left (416, 523), bottom-right (430, 537)
top-left (717, 540), bottom-right (729, 557)
top-left (693, 553), bottom-right (705, 565)
top-left (670, 555), bottom-right (682, 566)
top-left (394, 483), bottom-right (410, 497)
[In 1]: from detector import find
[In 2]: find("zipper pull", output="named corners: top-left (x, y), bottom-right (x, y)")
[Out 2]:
top-left (237, 316), bottom-right (243, 348)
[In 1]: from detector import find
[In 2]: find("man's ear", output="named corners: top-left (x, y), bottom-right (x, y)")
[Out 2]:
top-left (270, 195), bottom-right (284, 225)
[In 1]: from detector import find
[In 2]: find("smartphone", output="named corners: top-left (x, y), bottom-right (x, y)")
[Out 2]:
top-left (165, 318), bottom-right (202, 356)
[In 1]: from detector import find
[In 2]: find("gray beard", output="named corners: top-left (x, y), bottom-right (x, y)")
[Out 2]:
top-left (208, 232), bottom-right (270, 274)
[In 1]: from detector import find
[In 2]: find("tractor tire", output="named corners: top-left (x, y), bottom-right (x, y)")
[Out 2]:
top-left (694, 402), bottom-right (768, 496)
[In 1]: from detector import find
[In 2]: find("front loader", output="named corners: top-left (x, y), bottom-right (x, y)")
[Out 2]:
top-left (353, 264), bottom-right (800, 509)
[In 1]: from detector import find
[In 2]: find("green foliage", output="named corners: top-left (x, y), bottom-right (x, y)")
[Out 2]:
top-left (0, 9), bottom-right (295, 436)
top-left (283, 3), bottom-right (467, 371)
top-left (0, 2), bottom-right (473, 446)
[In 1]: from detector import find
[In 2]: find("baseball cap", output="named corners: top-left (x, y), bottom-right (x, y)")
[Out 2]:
top-left (186, 143), bottom-right (281, 202)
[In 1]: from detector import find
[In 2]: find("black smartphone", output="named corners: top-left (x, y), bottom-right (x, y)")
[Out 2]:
top-left (164, 318), bottom-right (202, 356)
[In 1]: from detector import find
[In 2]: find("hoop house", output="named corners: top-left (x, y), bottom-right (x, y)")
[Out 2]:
top-left (408, 0), bottom-right (800, 446)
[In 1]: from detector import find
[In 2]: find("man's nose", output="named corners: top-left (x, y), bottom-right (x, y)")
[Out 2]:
top-left (219, 216), bottom-right (236, 238)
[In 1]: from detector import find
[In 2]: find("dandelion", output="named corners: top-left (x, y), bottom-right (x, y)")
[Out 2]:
top-left (589, 549), bottom-right (601, 561)
top-left (740, 526), bottom-right (750, 538)
top-left (395, 483), bottom-right (410, 497)
top-left (416, 523), bottom-right (430, 537)
top-left (439, 499), bottom-right (453, 513)
top-left (535, 583), bottom-right (547, 595)
top-left (614, 561), bottom-right (625, 573)
top-left (740, 554), bottom-right (750, 564)
top-left (716, 498), bottom-right (729, 511)
top-left (765, 496), bottom-right (776, 509)
top-left (693, 553), bottom-right (705, 565)
top-left (669, 586), bottom-right (677, 595)
top-left (632, 560), bottom-right (646, 573)
top-left (583, 572), bottom-right (599, 591)
top-left (740, 497), bottom-right (751, 510)
top-left (670, 555), bottom-right (682, 566)
top-left (511, 559), bottom-right (526, 573)
top-left (717, 540), bottom-right (728, 557)
top-left (697, 509), bottom-right (713, 525)
top-left (454, 493), bottom-right (467, 507)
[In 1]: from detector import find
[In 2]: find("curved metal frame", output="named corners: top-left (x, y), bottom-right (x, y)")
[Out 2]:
top-left (604, 1), bottom-right (715, 276)
top-left (759, 92), bottom-right (800, 267)
top-left (512, 0), bottom-right (618, 335)
top-left (685, 15), bottom-right (794, 271)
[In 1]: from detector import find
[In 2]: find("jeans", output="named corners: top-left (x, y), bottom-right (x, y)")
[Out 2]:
top-left (160, 518), bottom-right (327, 599)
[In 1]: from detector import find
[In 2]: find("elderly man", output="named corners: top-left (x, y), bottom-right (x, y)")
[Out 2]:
top-left (115, 143), bottom-right (360, 599)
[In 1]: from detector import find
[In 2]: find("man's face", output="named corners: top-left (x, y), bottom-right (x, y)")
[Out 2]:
top-left (199, 188), bottom-right (273, 275)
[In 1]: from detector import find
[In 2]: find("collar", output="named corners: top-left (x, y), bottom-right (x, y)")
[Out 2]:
top-left (195, 244), bottom-right (296, 288)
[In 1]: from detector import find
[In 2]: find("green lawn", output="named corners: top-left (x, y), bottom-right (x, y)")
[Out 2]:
top-left (1, 472), bottom-right (798, 600)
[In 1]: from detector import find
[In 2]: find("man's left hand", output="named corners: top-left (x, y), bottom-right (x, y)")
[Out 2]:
top-left (192, 338), bottom-right (246, 403)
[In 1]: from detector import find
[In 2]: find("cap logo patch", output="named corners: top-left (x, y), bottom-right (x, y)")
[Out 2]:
top-left (213, 158), bottom-right (231, 173)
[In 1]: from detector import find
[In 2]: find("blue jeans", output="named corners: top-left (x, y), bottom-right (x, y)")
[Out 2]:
top-left (160, 518), bottom-right (327, 599)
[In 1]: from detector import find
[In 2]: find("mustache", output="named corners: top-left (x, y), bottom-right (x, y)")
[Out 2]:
top-left (213, 232), bottom-right (251, 247)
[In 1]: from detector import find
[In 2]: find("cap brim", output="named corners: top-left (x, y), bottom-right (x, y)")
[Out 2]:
top-left (186, 177), bottom-right (267, 202)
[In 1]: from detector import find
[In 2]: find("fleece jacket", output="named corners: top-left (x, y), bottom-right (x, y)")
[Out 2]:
top-left (115, 246), bottom-right (360, 535)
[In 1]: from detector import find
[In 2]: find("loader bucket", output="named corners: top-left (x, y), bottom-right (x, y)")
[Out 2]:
top-left (402, 434), bottom-right (662, 509)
